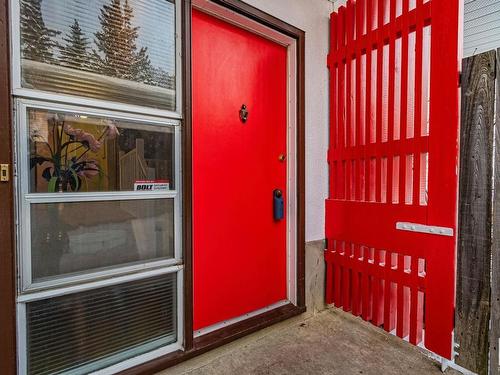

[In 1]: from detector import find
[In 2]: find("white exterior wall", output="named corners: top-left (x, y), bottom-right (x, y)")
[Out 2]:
top-left (463, 0), bottom-right (500, 57)
top-left (243, 0), bottom-right (334, 242)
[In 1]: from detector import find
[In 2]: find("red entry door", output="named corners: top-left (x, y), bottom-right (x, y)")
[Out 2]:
top-left (192, 9), bottom-right (288, 331)
top-left (325, 0), bottom-right (460, 360)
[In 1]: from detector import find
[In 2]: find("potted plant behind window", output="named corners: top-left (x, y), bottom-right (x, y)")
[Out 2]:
top-left (30, 114), bottom-right (119, 192)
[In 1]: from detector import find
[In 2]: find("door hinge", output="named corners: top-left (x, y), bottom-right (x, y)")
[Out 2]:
top-left (396, 222), bottom-right (453, 236)
top-left (0, 164), bottom-right (9, 182)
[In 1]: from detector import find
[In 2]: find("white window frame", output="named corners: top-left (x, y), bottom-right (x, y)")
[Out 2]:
top-left (16, 266), bottom-right (184, 375)
top-left (11, 0), bottom-right (185, 372)
top-left (9, 0), bottom-right (183, 119)
top-left (14, 98), bottom-right (185, 373)
top-left (15, 99), bottom-right (183, 293)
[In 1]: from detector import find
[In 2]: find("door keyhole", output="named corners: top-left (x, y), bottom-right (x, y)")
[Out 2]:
top-left (239, 104), bottom-right (248, 123)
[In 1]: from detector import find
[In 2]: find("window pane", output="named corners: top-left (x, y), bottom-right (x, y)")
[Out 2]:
top-left (31, 199), bottom-right (175, 282)
top-left (27, 273), bottom-right (177, 375)
top-left (28, 108), bottom-right (175, 193)
top-left (20, 0), bottom-right (176, 111)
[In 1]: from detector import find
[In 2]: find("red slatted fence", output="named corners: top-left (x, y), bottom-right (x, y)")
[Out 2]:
top-left (326, 0), bottom-right (460, 359)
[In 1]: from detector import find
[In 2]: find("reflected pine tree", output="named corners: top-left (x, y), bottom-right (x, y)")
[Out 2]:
top-left (20, 0), bottom-right (60, 63)
top-left (92, 0), bottom-right (154, 83)
top-left (20, 0), bottom-right (176, 106)
top-left (59, 19), bottom-right (91, 70)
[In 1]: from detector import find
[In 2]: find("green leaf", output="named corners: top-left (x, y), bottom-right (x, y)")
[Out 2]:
top-left (48, 177), bottom-right (58, 193)
top-left (41, 167), bottom-right (52, 182)
top-left (30, 156), bottom-right (50, 169)
top-left (68, 167), bottom-right (80, 191)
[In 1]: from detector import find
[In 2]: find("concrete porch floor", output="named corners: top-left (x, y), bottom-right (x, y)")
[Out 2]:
top-left (159, 308), bottom-right (461, 375)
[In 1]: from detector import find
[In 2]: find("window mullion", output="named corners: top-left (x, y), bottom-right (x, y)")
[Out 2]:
top-left (25, 191), bottom-right (178, 204)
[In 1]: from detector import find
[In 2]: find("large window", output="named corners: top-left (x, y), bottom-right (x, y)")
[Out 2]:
top-left (13, 0), bottom-right (180, 114)
top-left (13, 1), bottom-right (183, 374)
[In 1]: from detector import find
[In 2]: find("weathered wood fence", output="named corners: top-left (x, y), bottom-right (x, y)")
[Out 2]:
top-left (456, 49), bottom-right (500, 375)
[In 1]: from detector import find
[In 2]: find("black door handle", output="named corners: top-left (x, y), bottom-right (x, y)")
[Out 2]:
top-left (273, 189), bottom-right (284, 221)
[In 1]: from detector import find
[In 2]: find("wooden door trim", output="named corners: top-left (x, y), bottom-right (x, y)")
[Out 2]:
top-left (0, 0), bottom-right (17, 373)
top-left (182, 0), bottom-right (194, 353)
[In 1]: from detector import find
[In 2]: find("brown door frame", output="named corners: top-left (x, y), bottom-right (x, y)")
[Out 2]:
top-left (0, 0), bottom-right (17, 373)
top-left (0, 0), bottom-right (306, 374)
top-left (182, 0), bottom-right (306, 354)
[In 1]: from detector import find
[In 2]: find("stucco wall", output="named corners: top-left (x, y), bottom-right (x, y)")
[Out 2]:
top-left (242, 0), bottom-right (334, 242)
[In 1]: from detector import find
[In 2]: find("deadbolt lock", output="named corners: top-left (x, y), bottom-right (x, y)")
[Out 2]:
top-left (0, 164), bottom-right (9, 182)
top-left (278, 154), bottom-right (286, 162)
top-left (239, 104), bottom-right (249, 123)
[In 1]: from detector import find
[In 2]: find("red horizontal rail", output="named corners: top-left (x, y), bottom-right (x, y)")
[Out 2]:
top-left (328, 135), bottom-right (428, 160)
top-left (325, 199), bottom-right (452, 257)
top-left (325, 249), bottom-right (426, 291)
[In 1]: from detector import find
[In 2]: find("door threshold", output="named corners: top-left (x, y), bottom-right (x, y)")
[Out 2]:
top-left (193, 303), bottom-right (305, 351)
top-left (194, 300), bottom-right (290, 338)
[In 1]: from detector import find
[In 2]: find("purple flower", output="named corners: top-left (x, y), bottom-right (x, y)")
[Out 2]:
top-left (78, 160), bottom-right (99, 178)
top-left (64, 124), bottom-right (102, 152)
top-left (105, 120), bottom-right (120, 140)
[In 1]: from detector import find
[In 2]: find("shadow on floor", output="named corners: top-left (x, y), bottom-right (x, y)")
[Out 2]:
top-left (159, 307), bottom-right (461, 375)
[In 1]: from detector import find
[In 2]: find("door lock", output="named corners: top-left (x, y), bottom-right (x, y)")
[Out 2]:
top-left (273, 189), bottom-right (284, 221)
top-left (239, 104), bottom-right (249, 123)
top-left (0, 164), bottom-right (9, 182)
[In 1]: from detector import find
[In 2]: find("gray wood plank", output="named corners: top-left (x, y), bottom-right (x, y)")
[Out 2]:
top-left (455, 50), bottom-right (496, 375)
top-left (491, 49), bottom-right (500, 375)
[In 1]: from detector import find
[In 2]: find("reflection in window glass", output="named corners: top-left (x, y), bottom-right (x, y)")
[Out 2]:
top-left (31, 199), bottom-right (175, 282)
top-left (20, 0), bottom-right (176, 110)
top-left (28, 108), bottom-right (175, 193)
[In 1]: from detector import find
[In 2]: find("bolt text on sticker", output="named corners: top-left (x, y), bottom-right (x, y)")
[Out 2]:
top-left (133, 180), bottom-right (170, 191)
